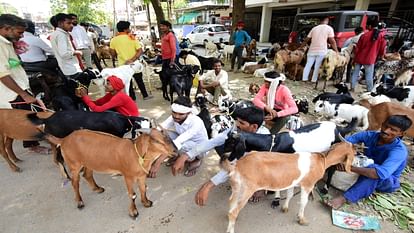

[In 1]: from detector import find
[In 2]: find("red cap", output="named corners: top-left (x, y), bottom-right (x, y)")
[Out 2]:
top-left (237, 21), bottom-right (245, 27)
top-left (107, 75), bottom-right (125, 91)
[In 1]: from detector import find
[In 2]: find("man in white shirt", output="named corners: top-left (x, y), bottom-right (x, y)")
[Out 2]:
top-left (300, 16), bottom-right (338, 82)
top-left (68, 14), bottom-right (92, 68)
top-left (171, 106), bottom-right (270, 205)
top-left (50, 13), bottom-right (83, 77)
top-left (198, 58), bottom-right (231, 105)
top-left (0, 14), bottom-right (48, 154)
top-left (148, 96), bottom-right (209, 178)
top-left (20, 20), bottom-right (59, 76)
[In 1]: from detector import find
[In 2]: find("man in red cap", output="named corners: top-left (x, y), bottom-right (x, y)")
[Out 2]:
top-left (76, 75), bottom-right (139, 117)
top-left (230, 21), bottom-right (251, 73)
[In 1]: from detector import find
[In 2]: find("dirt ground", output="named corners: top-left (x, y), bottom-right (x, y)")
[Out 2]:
top-left (0, 67), bottom-right (403, 233)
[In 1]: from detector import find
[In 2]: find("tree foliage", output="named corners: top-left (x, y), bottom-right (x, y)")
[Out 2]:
top-left (49, 0), bottom-right (109, 24)
top-left (0, 2), bottom-right (18, 15)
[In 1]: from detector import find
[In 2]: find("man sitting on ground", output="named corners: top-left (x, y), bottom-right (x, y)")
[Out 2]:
top-left (326, 115), bottom-right (412, 209)
top-left (198, 58), bottom-right (231, 105)
top-left (149, 96), bottom-right (208, 178)
top-left (171, 106), bottom-right (270, 205)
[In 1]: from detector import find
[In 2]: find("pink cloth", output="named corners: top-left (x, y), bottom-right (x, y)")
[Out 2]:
top-left (307, 24), bottom-right (335, 54)
top-left (253, 84), bottom-right (298, 117)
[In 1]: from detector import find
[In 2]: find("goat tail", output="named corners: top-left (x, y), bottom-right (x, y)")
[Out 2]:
top-left (221, 159), bottom-right (236, 176)
top-left (337, 117), bottom-right (358, 136)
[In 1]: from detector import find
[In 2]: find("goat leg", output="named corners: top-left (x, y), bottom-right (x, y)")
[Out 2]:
top-left (227, 187), bottom-right (254, 233)
top-left (82, 168), bottom-right (105, 193)
top-left (297, 187), bottom-right (310, 225)
top-left (124, 176), bottom-right (139, 218)
top-left (271, 191), bottom-right (281, 208)
top-left (282, 187), bottom-right (294, 213)
top-left (52, 146), bottom-right (71, 180)
top-left (0, 135), bottom-right (21, 172)
top-left (137, 177), bottom-right (152, 208)
top-left (70, 167), bottom-right (84, 209)
top-left (320, 166), bottom-right (336, 194)
top-left (5, 137), bottom-right (22, 163)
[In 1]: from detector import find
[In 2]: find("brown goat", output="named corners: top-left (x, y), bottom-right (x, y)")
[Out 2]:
top-left (0, 109), bottom-right (53, 172)
top-left (223, 141), bottom-right (355, 233)
top-left (44, 129), bottom-right (176, 218)
top-left (368, 102), bottom-right (414, 137)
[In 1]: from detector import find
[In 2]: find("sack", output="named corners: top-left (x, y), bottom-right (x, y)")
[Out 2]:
top-left (242, 48), bottom-right (247, 57)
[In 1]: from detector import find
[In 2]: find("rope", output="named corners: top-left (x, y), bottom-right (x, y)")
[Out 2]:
top-left (10, 102), bottom-right (55, 113)
top-left (134, 143), bottom-right (150, 174)
top-left (269, 135), bottom-right (276, 152)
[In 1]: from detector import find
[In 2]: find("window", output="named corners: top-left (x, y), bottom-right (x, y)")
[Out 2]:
top-left (344, 15), bottom-right (362, 29)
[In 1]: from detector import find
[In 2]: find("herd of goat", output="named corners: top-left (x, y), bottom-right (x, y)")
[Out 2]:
top-left (3, 40), bottom-right (414, 232)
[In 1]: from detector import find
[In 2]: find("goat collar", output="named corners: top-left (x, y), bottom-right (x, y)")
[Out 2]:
top-left (171, 103), bottom-right (192, 113)
top-left (134, 143), bottom-right (156, 174)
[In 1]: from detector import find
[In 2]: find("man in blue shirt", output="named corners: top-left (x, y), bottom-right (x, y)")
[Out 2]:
top-left (327, 115), bottom-right (412, 209)
top-left (229, 21), bottom-right (251, 73)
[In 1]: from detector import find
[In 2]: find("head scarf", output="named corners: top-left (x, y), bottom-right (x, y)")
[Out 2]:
top-left (107, 75), bottom-right (125, 91)
top-left (171, 103), bottom-right (192, 114)
top-left (264, 71), bottom-right (286, 110)
top-left (237, 21), bottom-right (245, 27)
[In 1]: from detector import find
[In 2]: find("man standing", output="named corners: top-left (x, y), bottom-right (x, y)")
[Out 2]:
top-left (110, 20), bottom-right (152, 100)
top-left (159, 20), bottom-right (178, 70)
top-left (326, 115), bottom-right (412, 209)
top-left (350, 18), bottom-right (386, 92)
top-left (300, 15), bottom-right (338, 82)
top-left (50, 13), bottom-right (83, 77)
top-left (198, 58), bottom-right (231, 105)
top-left (230, 21), bottom-right (251, 73)
top-left (68, 14), bottom-right (92, 68)
top-left (0, 14), bottom-right (48, 154)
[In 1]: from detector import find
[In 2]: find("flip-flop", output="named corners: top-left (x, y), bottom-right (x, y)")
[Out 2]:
top-left (184, 159), bottom-right (202, 177)
top-left (165, 157), bottom-right (178, 167)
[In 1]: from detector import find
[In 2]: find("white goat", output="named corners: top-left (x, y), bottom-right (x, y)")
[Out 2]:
top-left (223, 45), bottom-right (235, 61)
top-left (314, 100), bottom-right (369, 130)
top-left (395, 70), bottom-right (414, 86)
top-left (94, 60), bottom-right (144, 96)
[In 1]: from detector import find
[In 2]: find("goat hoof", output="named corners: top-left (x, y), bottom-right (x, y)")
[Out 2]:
top-left (77, 201), bottom-right (85, 209)
top-left (143, 200), bottom-right (153, 208)
top-left (281, 207), bottom-right (289, 213)
top-left (12, 166), bottom-right (22, 172)
top-left (298, 218), bottom-right (309, 226)
top-left (94, 187), bottom-right (105, 193)
top-left (271, 199), bottom-right (280, 209)
top-left (13, 158), bottom-right (23, 163)
top-left (129, 210), bottom-right (139, 219)
top-left (319, 187), bottom-right (328, 195)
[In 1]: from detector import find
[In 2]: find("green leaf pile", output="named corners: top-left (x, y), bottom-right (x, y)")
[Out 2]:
top-left (363, 167), bottom-right (414, 232)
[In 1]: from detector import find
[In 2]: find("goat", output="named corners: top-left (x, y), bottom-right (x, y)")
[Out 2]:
top-left (223, 141), bottom-right (355, 233)
top-left (0, 109), bottom-right (53, 173)
top-left (188, 50), bottom-right (224, 73)
top-left (371, 83), bottom-right (414, 107)
top-left (28, 110), bottom-right (150, 178)
top-left (358, 92), bottom-right (391, 109)
top-left (195, 94), bottom-right (212, 138)
top-left (316, 49), bottom-right (339, 90)
top-left (314, 100), bottom-right (369, 130)
top-left (374, 58), bottom-right (414, 83)
top-left (287, 47), bottom-right (307, 80)
top-left (41, 128), bottom-right (176, 218)
top-left (156, 64), bottom-right (199, 103)
top-left (221, 119), bottom-right (357, 202)
top-left (293, 96), bottom-right (309, 114)
top-left (368, 102), bottom-right (414, 136)
top-left (274, 49), bottom-right (290, 73)
top-left (96, 43), bottom-right (116, 68)
top-left (95, 60), bottom-right (144, 97)
top-left (312, 92), bottom-right (354, 105)
top-left (223, 45), bottom-right (235, 61)
top-left (242, 57), bottom-right (267, 74)
top-left (248, 83), bottom-right (260, 96)
top-left (395, 70), bottom-right (414, 86)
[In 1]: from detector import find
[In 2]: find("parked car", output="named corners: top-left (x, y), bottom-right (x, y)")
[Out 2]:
top-left (185, 24), bottom-right (230, 45)
top-left (288, 11), bottom-right (379, 48)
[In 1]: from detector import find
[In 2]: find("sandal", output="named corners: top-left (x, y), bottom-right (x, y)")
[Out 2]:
top-left (165, 157), bottom-right (178, 167)
top-left (184, 159), bottom-right (202, 177)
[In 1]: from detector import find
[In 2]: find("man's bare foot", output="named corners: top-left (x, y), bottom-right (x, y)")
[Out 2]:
top-left (324, 195), bottom-right (346, 209)
top-left (249, 190), bottom-right (265, 203)
top-left (184, 159), bottom-right (202, 177)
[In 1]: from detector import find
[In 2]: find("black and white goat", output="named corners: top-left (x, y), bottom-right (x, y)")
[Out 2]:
top-left (371, 83), bottom-right (414, 108)
top-left (195, 94), bottom-right (212, 138)
top-left (220, 119), bottom-right (358, 207)
top-left (314, 100), bottom-right (369, 130)
top-left (312, 83), bottom-right (354, 105)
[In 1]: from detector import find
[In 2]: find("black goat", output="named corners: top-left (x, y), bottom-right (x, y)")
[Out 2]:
top-left (187, 50), bottom-right (224, 73)
top-left (156, 64), bottom-right (200, 103)
top-left (195, 94), bottom-right (212, 138)
top-left (293, 95), bottom-right (309, 114)
top-left (218, 118), bottom-right (357, 207)
top-left (28, 110), bottom-right (149, 178)
top-left (371, 83), bottom-right (414, 107)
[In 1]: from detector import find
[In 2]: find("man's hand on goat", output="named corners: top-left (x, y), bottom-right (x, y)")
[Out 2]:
top-left (172, 154), bottom-right (189, 176)
top-left (195, 181), bottom-right (215, 206)
top-left (75, 87), bottom-right (88, 97)
top-left (148, 160), bottom-right (161, 178)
